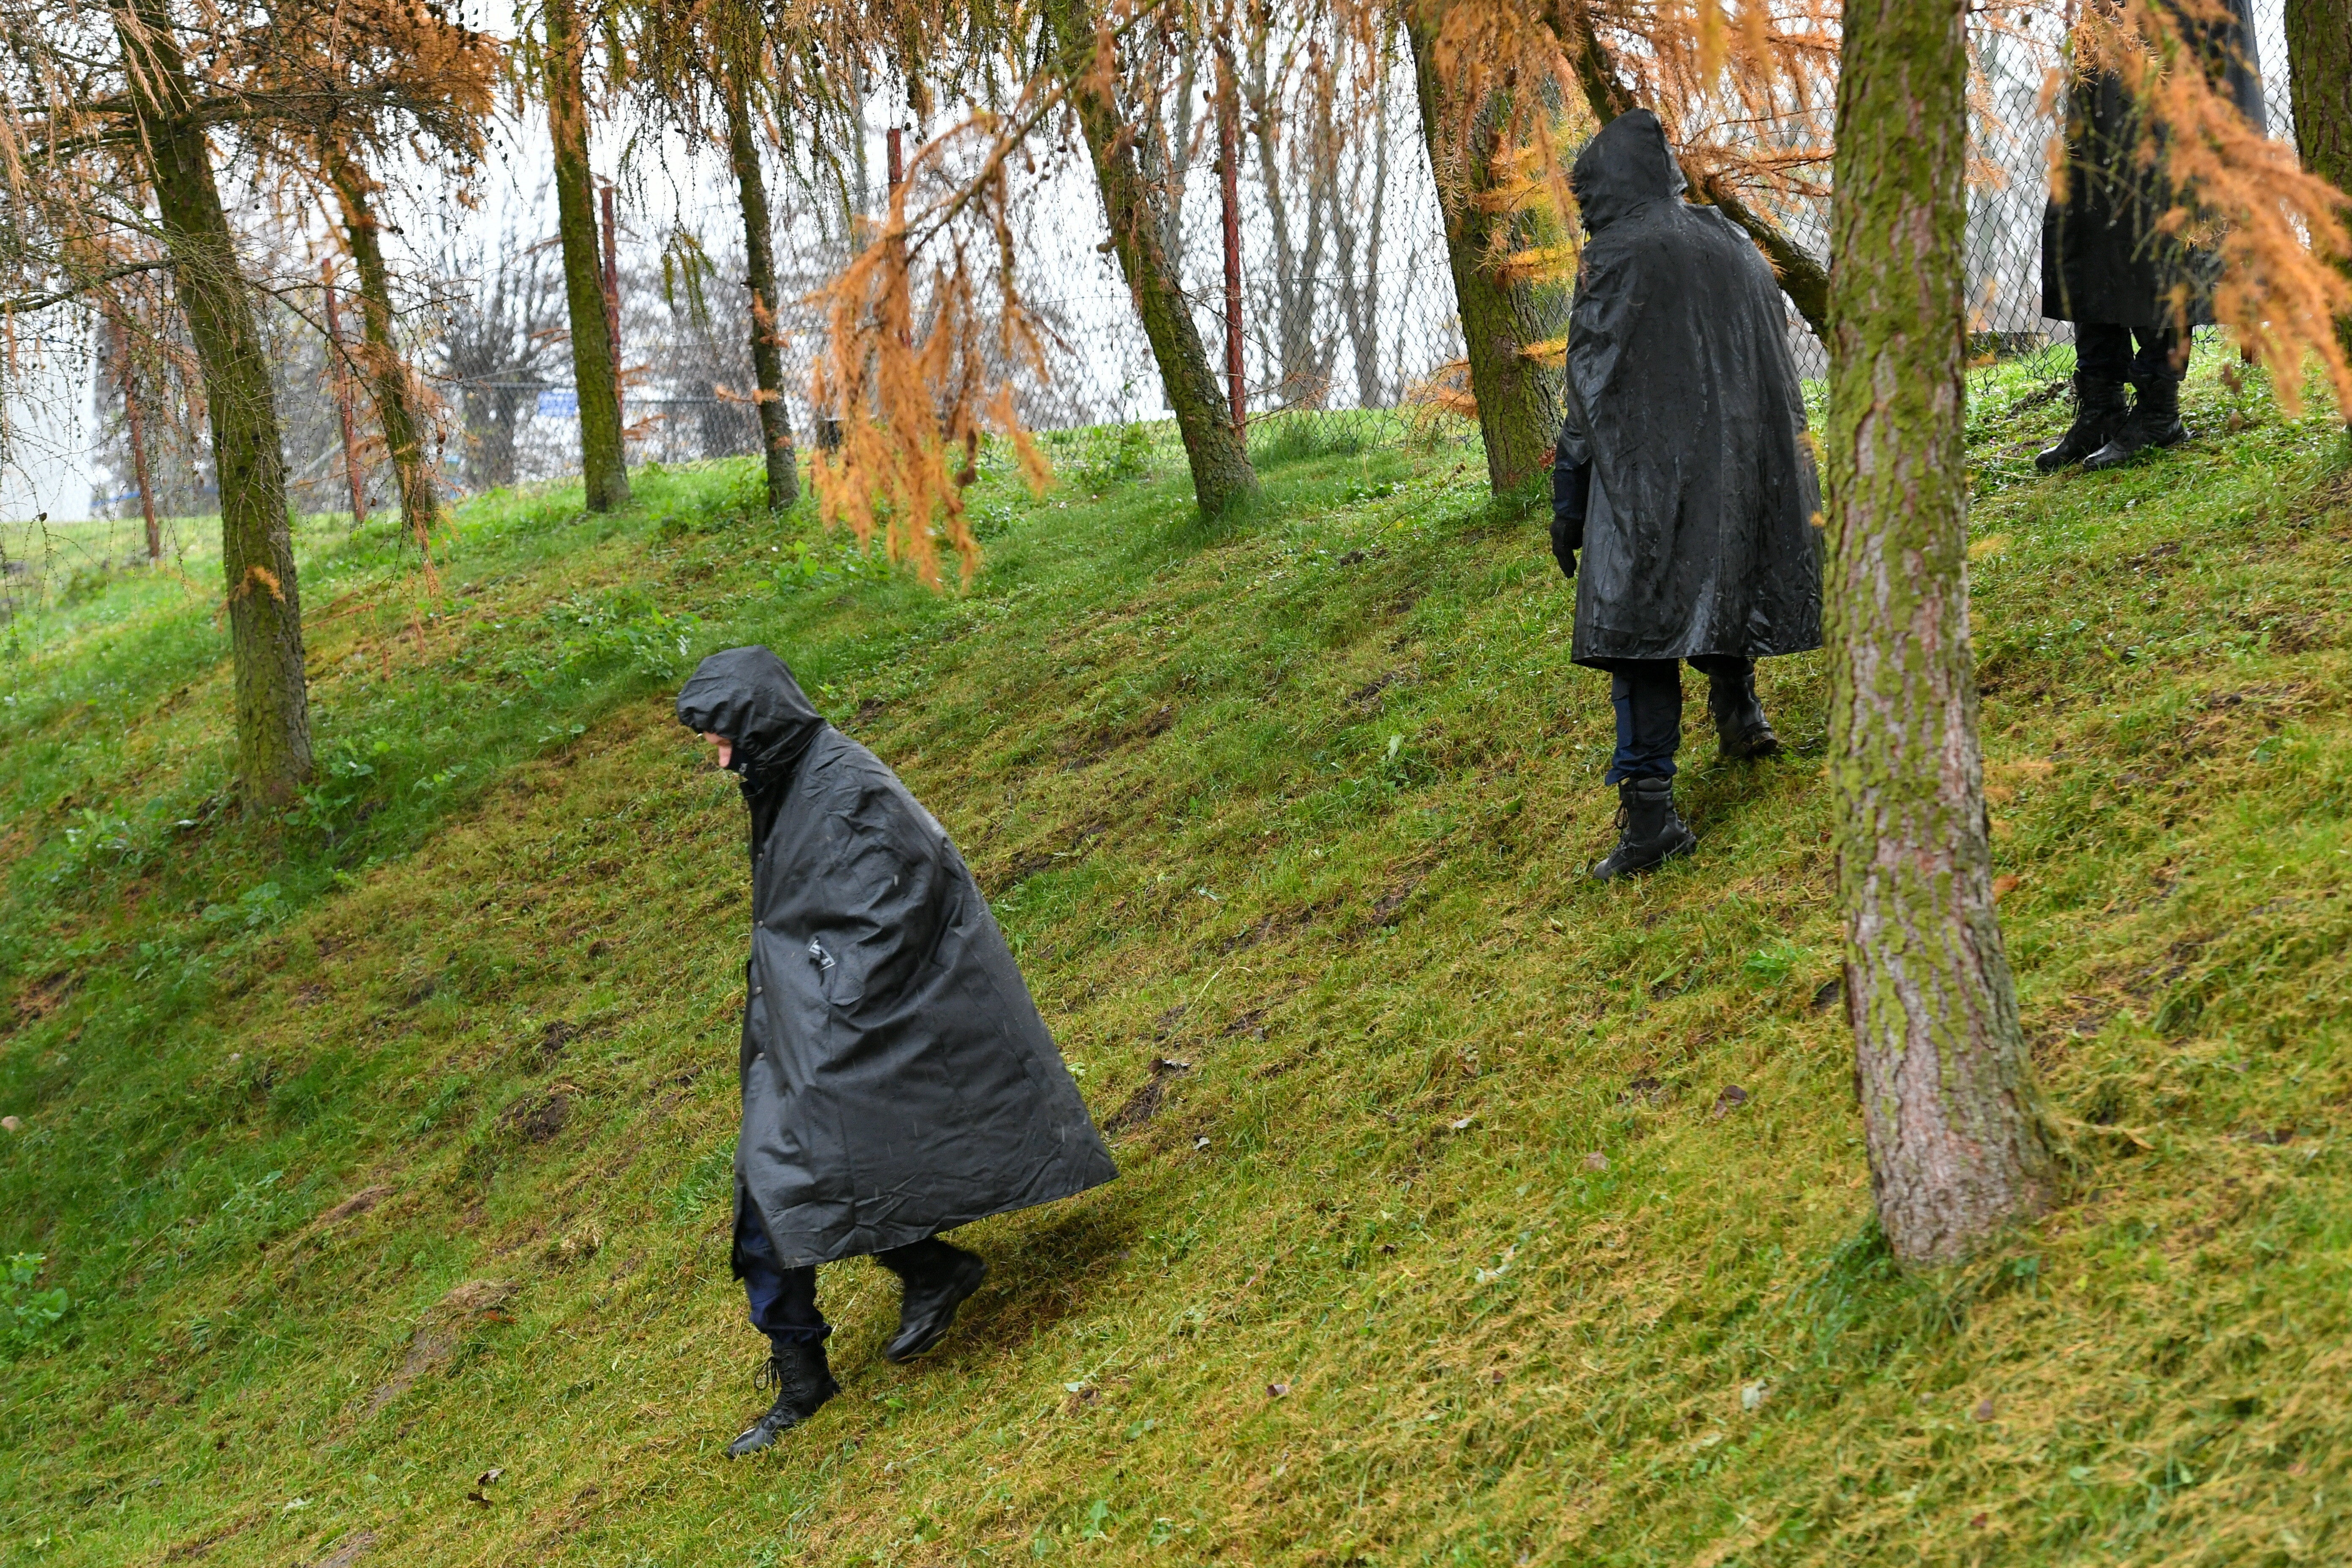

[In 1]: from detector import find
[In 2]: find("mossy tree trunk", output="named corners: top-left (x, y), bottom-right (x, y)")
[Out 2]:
top-left (723, 66), bottom-right (800, 512)
top-left (1404, 1), bottom-right (1562, 495)
top-left (544, 0), bottom-right (629, 512)
top-left (324, 145), bottom-right (438, 547)
top-left (1826, 0), bottom-right (2053, 1265)
top-left (1043, 0), bottom-right (1258, 515)
top-left (2284, 0), bottom-right (2352, 378)
top-left (116, 0), bottom-right (311, 808)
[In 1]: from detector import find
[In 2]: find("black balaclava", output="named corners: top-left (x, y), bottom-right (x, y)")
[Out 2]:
top-left (675, 645), bottom-right (828, 862)
top-left (1569, 108), bottom-right (1688, 237)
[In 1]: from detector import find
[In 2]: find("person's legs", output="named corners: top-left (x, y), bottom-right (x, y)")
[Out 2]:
top-left (1605, 660), bottom-right (1683, 786)
top-left (875, 1235), bottom-right (988, 1364)
top-left (2086, 322), bottom-right (2189, 469)
top-left (2039, 323), bottom-right (2132, 471)
top-left (1595, 661), bottom-right (1696, 879)
top-left (727, 1198), bottom-right (839, 1458)
top-left (1688, 654), bottom-right (1777, 760)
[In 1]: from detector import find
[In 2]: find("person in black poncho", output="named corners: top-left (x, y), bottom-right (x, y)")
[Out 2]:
top-left (676, 646), bottom-right (1117, 1458)
top-left (1550, 109), bottom-right (1823, 879)
top-left (2036, 0), bottom-right (2264, 472)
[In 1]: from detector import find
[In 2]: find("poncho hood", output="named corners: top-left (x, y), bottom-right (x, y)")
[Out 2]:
top-left (1571, 109), bottom-right (1687, 236)
top-left (678, 645), bottom-right (828, 860)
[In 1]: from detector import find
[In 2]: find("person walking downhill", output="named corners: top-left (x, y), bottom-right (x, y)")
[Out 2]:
top-left (677, 646), bottom-right (1117, 1458)
top-left (1549, 109), bottom-right (1824, 879)
top-left (2036, 0), bottom-right (2265, 472)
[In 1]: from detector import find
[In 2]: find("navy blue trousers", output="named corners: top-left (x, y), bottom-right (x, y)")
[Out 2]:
top-left (2076, 321), bottom-right (2184, 386)
top-left (1605, 656), bottom-right (1753, 783)
top-left (734, 1200), bottom-right (962, 1344)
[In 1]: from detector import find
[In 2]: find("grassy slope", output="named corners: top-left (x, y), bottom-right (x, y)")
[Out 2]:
top-left (1, 367), bottom-right (2348, 1568)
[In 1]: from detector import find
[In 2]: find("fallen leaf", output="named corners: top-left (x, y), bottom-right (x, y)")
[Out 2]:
top-left (1992, 874), bottom-right (2021, 901)
top-left (0, 1116), bottom-right (19, 1133)
top-left (1450, 1115), bottom-right (1474, 1131)
top-left (1973, 1396), bottom-right (1996, 1422)
top-left (1582, 1151), bottom-right (1609, 1172)
top-left (1266, 1382), bottom-right (1290, 1398)
top-left (1712, 1085), bottom-right (1750, 1119)
top-left (1741, 1379), bottom-right (1770, 1411)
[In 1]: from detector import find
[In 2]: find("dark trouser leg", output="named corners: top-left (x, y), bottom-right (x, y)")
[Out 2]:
top-left (1605, 660), bottom-right (1683, 785)
top-left (735, 1199), bottom-right (828, 1344)
top-left (2074, 321), bottom-right (2132, 382)
top-left (2130, 323), bottom-right (2186, 385)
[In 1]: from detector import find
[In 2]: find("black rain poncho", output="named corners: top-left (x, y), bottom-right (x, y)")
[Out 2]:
top-left (1554, 109), bottom-right (1823, 669)
top-left (2041, 0), bottom-right (2264, 331)
top-left (678, 646), bottom-right (1116, 1269)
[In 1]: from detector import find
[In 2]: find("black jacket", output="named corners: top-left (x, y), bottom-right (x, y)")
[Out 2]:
top-left (677, 647), bottom-right (1116, 1268)
top-left (1554, 110), bottom-right (1823, 668)
top-left (2041, 0), bottom-right (2265, 330)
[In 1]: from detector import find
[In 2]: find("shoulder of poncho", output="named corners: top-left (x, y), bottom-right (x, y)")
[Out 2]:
top-left (801, 732), bottom-right (943, 843)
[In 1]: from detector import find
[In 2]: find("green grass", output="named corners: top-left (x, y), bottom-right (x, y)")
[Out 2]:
top-left (1, 362), bottom-right (2348, 1568)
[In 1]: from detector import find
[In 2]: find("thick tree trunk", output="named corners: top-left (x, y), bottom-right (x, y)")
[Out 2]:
top-left (1827, 0), bottom-right (2052, 1265)
top-left (1541, 0), bottom-right (1831, 337)
top-left (2285, 0), bottom-right (2352, 378)
top-left (1044, 0), bottom-right (1258, 515)
top-left (115, 0), bottom-right (310, 808)
top-left (723, 68), bottom-right (800, 512)
top-left (544, 0), bottom-right (629, 512)
top-left (324, 147), bottom-right (437, 547)
top-left (1403, 3), bottom-right (1562, 495)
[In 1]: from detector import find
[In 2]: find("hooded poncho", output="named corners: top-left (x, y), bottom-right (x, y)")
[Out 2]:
top-left (677, 646), bottom-right (1117, 1267)
top-left (1555, 109), bottom-right (1823, 668)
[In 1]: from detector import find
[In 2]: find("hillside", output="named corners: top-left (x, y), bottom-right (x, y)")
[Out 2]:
top-left (3, 364), bottom-right (2349, 1568)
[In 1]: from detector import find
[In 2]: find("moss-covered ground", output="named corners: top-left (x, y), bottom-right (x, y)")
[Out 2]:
top-left (2, 361), bottom-right (2349, 1567)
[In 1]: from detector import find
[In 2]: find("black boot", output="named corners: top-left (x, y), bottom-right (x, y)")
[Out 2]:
top-left (883, 1241), bottom-right (987, 1363)
top-left (2035, 375), bottom-right (2129, 472)
top-left (1592, 777), bottom-right (1697, 880)
top-left (727, 1338), bottom-right (838, 1458)
top-left (1707, 667), bottom-right (1779, 761)
top-left (2084, 376), bottom-right (2187, 470)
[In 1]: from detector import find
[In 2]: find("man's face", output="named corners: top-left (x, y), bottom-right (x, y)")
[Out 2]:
top-left (703, 731), bottom-right (734, 770)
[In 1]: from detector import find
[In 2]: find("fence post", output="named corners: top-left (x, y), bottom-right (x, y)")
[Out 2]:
top-left (600, 181), bottom-right (624, 427)
top-left (321, 260), bottom-right (368, 531)
top-left (1217, 36), bottom-right (1246, 438)
top-left (109, 314), bottom-right (162, 561)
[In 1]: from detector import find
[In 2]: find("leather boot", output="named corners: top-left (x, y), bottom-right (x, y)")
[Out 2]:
top-left (883, 1241), bottom-right (986, 1363)
top-left (2035, 375), bottom-right (2129, 472)
top-left (1592, 777), bottom-right (1697, 880)
top-left (727, 1338), bottom-right (839, 1458)
top-left (1707, 667), bottom-right (1779, 761)
top-left (2084, 376), bottom-right (2187, 470)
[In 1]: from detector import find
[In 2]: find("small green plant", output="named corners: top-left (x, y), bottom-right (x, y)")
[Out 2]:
top-left (1067, 419), bottom-right (1152, 491)
top-left (1743, 939), bottom-right (1811, 984)
top-left (2, 1253), bottom-right (69, 1357)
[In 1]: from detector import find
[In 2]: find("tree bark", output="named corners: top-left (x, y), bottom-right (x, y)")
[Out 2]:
top-left (544, 0), bottom-right (629, 512)
top-left (115, 0), bottom-right (311, 808)
top-left (1044, 0), bottom-right (1258, 515)
top-left (1403, 3), bottom-right (1563, 495)
top-left (723, 65), bottom-right (800, 511)
top-left (1826, 0), bottom-right (2052, 1266)
top-left (2285, 0), bottom-right (2352, 379)
top-left (324, 145), bottom-right (438, 547)
top-left (1541, 0), bottom-right (1831, 338)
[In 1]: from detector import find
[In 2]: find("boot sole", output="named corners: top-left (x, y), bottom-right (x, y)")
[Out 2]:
top-left (884, 1255), bottom-right (987, 1363)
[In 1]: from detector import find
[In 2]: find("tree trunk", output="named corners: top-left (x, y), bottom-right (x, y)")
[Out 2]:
top-left (723, 66), bottom-right (800, 512)
top-left (544, 0), bottom-right (629, 512)
top-left (2285, 0), bottom-right (2352, 379)
top-left (115, 0), bottom-right (310, 808)
top-left (1403, 3), bottom-right (1562, 495)
top-left (1541, 0), bottom-right (1831, 338)
top-left (1044, 0), bottom-right (1258, 514)
top-left (324, 145), bottom-right (438, 547)
top-left (1826, 0), bottom-right (2052, 1266)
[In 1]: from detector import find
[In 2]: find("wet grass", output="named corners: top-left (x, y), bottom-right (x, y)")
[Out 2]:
top-left (1, 361), bottom-right (2349, 1568)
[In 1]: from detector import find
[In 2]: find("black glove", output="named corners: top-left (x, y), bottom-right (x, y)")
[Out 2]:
top-left (1549, 455), bottom-right (1588, 580)
top-left (1550, 514), bottom-right (1578, 578)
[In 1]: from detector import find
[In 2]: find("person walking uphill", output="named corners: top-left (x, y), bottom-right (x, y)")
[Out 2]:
top-left (2036, 0), bottom-right (2264, 472)
top-left (1549, 109), bottom-right (1823, 880)
top-left (677, 646), bottom-right (1117, 1459)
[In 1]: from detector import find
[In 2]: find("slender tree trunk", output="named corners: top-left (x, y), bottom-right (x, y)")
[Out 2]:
top-left (115, 0), bottom-right (310, 807)
top-left (109, 315), bottom-right (162, 561)
top-left (324, 146), bottom-right (438, 547)
top-left (2285, 0), bottom-right (2352, 381)
top-left (1403, 2), bottom-right (1562, 495)
top-left (1045, 0), bottom-right (1258, 514)
top-left (1827, 0), bottom-right (2052, 1266)
top-left (321, 266), bottom-right (369, 528)
top-left (723, 66), bottom-right (800, 511)
top-left (544, 0), bottom-right (629, 511)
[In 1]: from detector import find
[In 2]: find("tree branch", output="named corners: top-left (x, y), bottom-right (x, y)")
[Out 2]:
top-left (0, 257), bottom-right (172, 316)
